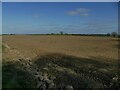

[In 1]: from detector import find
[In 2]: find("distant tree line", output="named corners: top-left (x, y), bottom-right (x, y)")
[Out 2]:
top-left (4, 31), bottom-right (120, 38)
top-left (49, 31), bottom-right (68, 35)
top-left (49, 31), bottom-right (119, 38)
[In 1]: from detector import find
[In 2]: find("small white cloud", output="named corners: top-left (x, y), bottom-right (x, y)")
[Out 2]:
top-left (80, 13), bottom-right (89, 16)
top-left (67, 8), bottom-right (90, 16)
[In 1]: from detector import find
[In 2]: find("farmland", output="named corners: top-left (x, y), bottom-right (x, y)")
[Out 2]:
top-left (2, 35), bottom-right (119, 89)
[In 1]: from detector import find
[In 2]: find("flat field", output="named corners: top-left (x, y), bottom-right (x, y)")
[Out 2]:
top-left (2, 35), bottom-right (119, 89)
top-left (3, 35), bottom-right (118, 61)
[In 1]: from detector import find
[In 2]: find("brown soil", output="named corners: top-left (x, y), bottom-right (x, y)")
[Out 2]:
top-left (2, 35), bottom-right (119, 89)
top-left (3, 35), bottom-right (118, 62)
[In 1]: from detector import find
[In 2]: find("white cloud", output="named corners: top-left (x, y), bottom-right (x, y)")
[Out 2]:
top-left (80, 13), bottom-right (89, 16)
top-left (67, 8), bottom-right (90, 16)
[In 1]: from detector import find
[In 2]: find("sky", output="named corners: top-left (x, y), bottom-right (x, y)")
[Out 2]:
top-left (2, 0), bottom-right (120, 2)
top-left (0, 2), bottom-right (1, 34)
top-left (2, 2), bottom-right (118, 34)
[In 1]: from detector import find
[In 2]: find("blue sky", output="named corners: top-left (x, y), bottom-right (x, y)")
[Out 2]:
top-left (2, 2), bottom-right (118, 34)
top-left (2, 0), bottom-right (120, 2)
top-left (0, 2), bottom-right (1, 34)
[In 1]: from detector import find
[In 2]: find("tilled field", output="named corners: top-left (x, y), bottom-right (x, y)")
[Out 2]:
top-left (3, 35), bottom-right (119, 61)
top-left (2, 35), bottom-right (119, 89)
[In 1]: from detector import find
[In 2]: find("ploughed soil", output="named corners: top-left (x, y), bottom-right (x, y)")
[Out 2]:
top-left (2, 35), bottom-right (119, 89)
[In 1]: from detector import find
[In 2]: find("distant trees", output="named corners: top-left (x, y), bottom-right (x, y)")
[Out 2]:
top-left (60, 31), bottom-right (63, 35)
top-left (10, 33), bottom-right (15, 35)
top-left (50, 31), bottom-right (68, 35)
top-left (51, 33), bottom-right (54, 35)
top-left (48, 31), bottom-right (118, 37)
top-left (106, 32), bottom-right (118, 37)
top-left (111, 32), bottom-right (118, 37)
top-left (107, 33), bottom-right (111, 36)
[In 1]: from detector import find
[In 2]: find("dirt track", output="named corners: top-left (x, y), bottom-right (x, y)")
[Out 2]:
top-left (3, 35), bottom-right (118, 62)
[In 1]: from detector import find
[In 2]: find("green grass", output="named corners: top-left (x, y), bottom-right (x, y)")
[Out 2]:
top-left (2, 61), bottom-right (35, 88)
